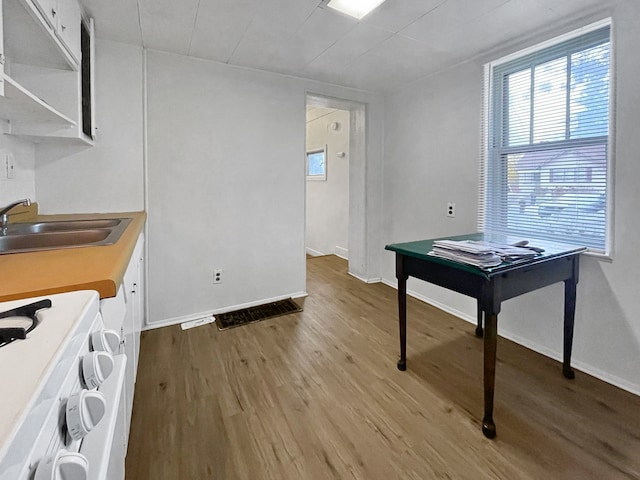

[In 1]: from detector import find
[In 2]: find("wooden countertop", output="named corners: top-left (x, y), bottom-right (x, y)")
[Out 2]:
top-left (0, 211), bottom-right (146, 302)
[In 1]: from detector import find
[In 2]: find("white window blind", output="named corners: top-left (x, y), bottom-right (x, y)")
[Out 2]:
top-left (480, 22), bottom-right (611, 253)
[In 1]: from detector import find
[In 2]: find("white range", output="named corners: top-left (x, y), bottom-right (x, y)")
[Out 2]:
top-left (0, 290), bottom-right (127, 480)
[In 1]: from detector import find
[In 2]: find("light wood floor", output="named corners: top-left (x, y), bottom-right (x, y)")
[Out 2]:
top-left (126, 255), bottom-right (640, 479)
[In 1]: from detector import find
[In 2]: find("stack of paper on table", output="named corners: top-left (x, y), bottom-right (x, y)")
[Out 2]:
top-left (428, 240), bottom-right (539, 268)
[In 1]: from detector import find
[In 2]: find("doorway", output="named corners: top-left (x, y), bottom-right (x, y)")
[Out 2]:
top-left (305, 93), bottom-right (367, 280)
top-left (305, 104), bottom-right (350, 260)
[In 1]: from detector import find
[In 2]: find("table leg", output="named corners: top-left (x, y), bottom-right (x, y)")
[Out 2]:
top-left (475, 300), bottom-right (483, 337)
top-left (482, 312), bottom-right (498, 439)
top-left (397, 270), bottom-right (408, 371)
top-left (563, 278), bottom-right (577, 379)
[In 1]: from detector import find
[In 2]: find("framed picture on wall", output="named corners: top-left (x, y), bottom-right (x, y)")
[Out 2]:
top-left (306, 146), bottom-right (327, 181)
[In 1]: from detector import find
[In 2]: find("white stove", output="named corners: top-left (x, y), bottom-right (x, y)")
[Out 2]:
top-left (0, 290), bottom-right (126, 480)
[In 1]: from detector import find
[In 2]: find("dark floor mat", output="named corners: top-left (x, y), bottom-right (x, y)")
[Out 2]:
top-left (215, 298), bottom-right (302, 330)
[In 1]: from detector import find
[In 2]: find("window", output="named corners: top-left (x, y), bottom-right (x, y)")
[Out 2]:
top-left (306, 148), bottom-right (327, 181)
top-left (480, 21), bottom-right (611, 253)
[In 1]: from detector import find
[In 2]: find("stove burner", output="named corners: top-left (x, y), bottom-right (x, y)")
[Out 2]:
top-left (0, 299), bottom-right (52, 347)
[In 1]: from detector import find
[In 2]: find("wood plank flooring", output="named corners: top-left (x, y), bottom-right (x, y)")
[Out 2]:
top-left (126, 255), bottom-right (640, 479)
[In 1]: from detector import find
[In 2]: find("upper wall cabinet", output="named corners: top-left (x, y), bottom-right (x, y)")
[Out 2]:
top-left (0, 0), bottom-right (95, 145)
top-left (32, 0), bottom-right (82, 64)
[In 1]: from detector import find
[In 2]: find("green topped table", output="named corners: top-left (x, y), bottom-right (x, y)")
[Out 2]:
top-left (385, 232), bottom-right (586, 438)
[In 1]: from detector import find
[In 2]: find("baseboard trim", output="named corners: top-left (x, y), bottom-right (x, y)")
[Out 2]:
top-left (143, 291), bottom-right (309, 331)
top-left (380, 277), bottom-right (640, 396)
top-left (334, 246), bottom-right (348, 260)
top-left (144, 310), bottom-right (217, 331)
top-left (349, 271), bottom-right (382, 284)
top-left (306, 247), bottom-right (324, 257)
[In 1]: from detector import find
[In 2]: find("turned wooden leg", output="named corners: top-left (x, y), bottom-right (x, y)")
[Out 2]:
top-left (482, 312), bottom-right (498, 439)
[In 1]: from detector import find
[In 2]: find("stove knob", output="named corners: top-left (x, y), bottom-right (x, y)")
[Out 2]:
top-left (66, 389), bottom-right (107, 440)
top-left (35, 450), bottom-right (89, 480)
top-left (82, 351), bottom-right (114, 389)
top-left (90, 328), bottom-right (120, 354)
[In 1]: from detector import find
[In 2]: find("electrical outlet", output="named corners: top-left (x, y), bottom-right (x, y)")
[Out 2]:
top-left (213, 269), bottom-right (223, 284)
top-left (447, 202), bottom-right (456, 218)
top-left (6, 153), bottom-right (15, 179)
top-left (0, 150), bottom-right (7, 180)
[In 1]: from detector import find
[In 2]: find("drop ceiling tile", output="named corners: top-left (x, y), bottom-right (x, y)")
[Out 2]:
top-left (400, 0), bottom-right (561, 61)
top-left (400, 0), bottom-right (510, 44)
top-left (534, 0), bottom-right (616, 17)
top-left (360, 0), bottom-right (446, 33)
top-left (229, 21), bottom-right (304, 74)
top-left (342, 34), bottom-right (452, 91)
top-left (440, 0), bottom-right (559, 58)
top-left (231, 7), bottom-right (357, 76)
top-left (188, 0), bottom-right (256, 62)
top-left (304, 23), bottom-right (393, 75)
top-left (292, 8), bottom-right (359, 64)
top-left (252, 0), bottom-right (320, 35)
top-left (138, 0), bottom-right (200, 54)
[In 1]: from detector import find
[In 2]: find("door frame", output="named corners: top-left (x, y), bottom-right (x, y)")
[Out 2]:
top-left (305, 93), bottom-right (368, 280)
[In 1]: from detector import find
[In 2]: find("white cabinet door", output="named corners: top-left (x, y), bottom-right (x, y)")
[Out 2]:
top-left (131, 234), bottom-right (144, 383)
top-left (55, 0), bottom-right (81, 63)
top-left (120, 233), bottom-right (144, 446)
top-left (30, 0), bottom-right (81, 64)
top-left (31, 0), bottom-right (57, 29)
top-left (98, 232), bottom-right (144, 452)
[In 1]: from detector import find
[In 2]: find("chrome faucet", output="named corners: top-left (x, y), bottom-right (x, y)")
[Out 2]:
top-left (0, 199), bottom-right (31, 234)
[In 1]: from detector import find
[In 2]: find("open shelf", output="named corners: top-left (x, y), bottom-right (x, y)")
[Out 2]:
top-left (10, 132), bottom-right (94, 146)
top-left (0, 74), bottom-right (76, 126)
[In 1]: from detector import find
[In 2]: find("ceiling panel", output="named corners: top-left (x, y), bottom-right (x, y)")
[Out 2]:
top-left (342, 34), bottom-right (451, 91)
top-left (231, 7), bottom-right (357, 76)
top-left (450, 0), bottom-right (559, 54)
top-left (360, 0), bottom-right (446, 32)
top-left (251, 0), bottom-right (320, 35)
top-left (138, 0), bottom-right (200, 55)
top-left (228, 13), bottom-right (308, 74)
top-left (304, 23), bottom-right (393, 76)
top-left (403, 0), bottom-right (557, 60)
top-left (534, 0), bottom-right (615, 17)
top-left (400, 0), bottom-right (510, 44)
top-left (291, 8), bottom-right (359, 65)
top-left (188, 0), bottom-right (256, 63)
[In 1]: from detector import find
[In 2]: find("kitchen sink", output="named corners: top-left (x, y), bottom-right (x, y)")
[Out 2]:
top-left (4, 218), bottom-right (125, 234)
top-left (0, 217), bottom-right (131, 254)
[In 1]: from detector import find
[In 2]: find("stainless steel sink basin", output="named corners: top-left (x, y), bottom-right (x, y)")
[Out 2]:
top-left (0, 217), bottom-right (132, 254)
top-left (5, 218), bottom-right (124, 234)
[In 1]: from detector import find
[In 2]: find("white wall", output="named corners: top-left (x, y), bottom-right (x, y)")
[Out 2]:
top-left (0, 133), bottom-right (36, 207)
top-left (145, 50), bottom-right (383, 326)
top-left (306, 108), bottom-right (350, 257)
top-left (381, 2), bottom-right (640, 394)
top-left (35, 39), bottom-right (145, 214)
